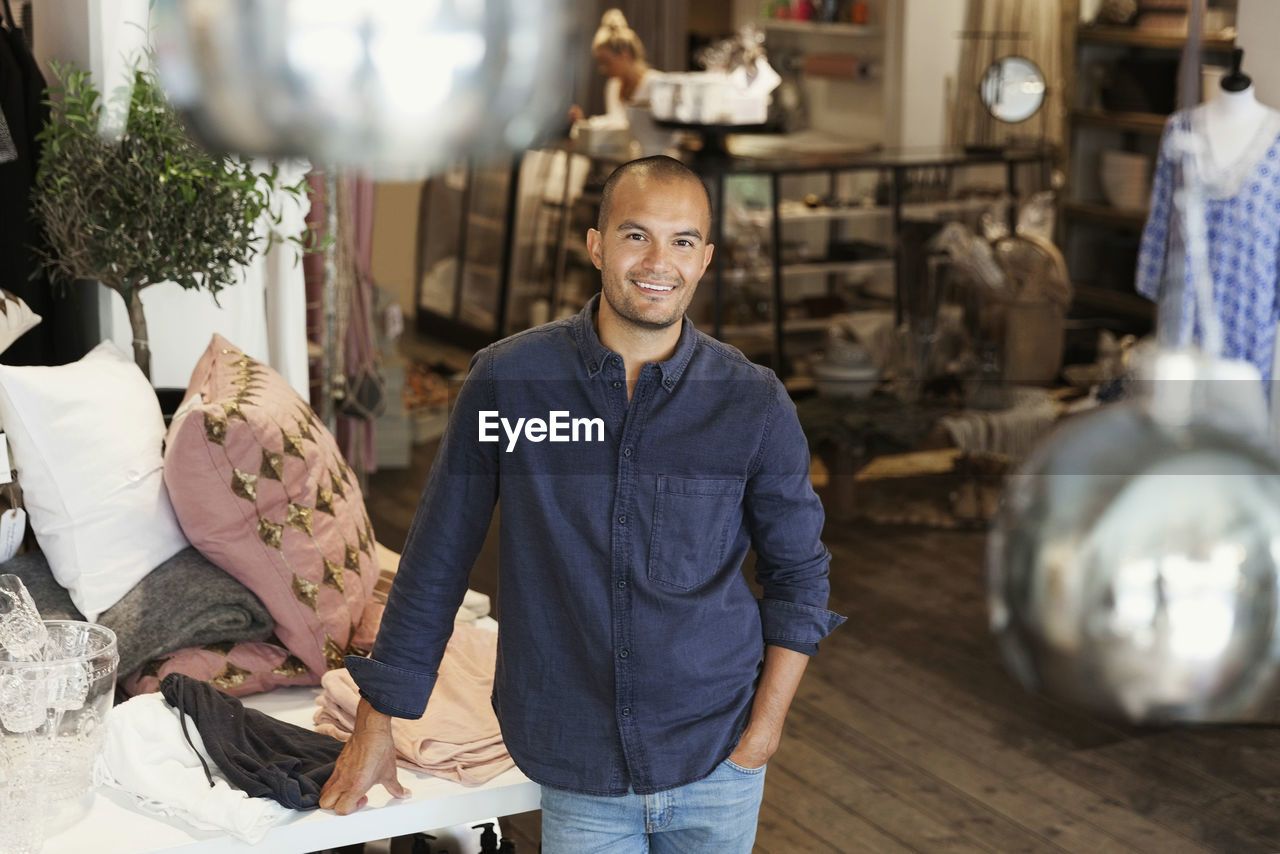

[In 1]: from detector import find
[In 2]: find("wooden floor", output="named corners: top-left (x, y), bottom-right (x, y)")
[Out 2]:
top-left (364, 407), bottom-right (1280, 854)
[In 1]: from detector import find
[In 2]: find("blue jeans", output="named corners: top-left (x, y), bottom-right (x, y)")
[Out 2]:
top-left (539, 758), bottom-right (767, 853)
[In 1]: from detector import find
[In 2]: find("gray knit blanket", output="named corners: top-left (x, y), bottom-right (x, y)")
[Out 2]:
top-left (4, 547), bottom-right (274, 677)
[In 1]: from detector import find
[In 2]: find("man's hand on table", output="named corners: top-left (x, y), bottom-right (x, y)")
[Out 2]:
top-left (319, 699), bottom-right (411, 815)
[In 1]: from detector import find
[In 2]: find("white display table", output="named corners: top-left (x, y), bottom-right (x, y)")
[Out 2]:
top-left (41, 636), bottom-right (539, 853)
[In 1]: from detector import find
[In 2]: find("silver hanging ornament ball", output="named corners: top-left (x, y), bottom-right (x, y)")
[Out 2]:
top-left (150, 0), bottom-right (576, 178)
top-left (987, 352), bottom-right (1280, 723)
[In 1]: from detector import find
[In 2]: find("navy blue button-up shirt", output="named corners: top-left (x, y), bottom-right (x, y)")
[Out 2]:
top-left (348, 296), bottom-right (846, 795)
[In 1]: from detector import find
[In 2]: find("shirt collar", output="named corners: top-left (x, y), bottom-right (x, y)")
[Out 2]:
top-left (573, 293), bottom-right (699, 393)
top-left (573, 295), bottom-right (613, 378)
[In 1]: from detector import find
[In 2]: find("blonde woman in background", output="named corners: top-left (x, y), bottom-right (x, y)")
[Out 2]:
top-left (570, 9), bottom-right (651, 123)
top-left (570, 9), bottom-right (675, 157)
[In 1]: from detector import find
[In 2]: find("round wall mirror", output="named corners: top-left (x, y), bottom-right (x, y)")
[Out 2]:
top-left (979, 56), bottom-right (1046, 124)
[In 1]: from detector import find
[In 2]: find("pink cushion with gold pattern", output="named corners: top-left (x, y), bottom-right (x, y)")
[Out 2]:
top-left (163, 335), bottom-right (379, 681)
top-left (122, 638), bottom-right (317, 697)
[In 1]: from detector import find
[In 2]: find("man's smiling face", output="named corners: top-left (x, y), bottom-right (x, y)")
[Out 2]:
top-left (587, 171), bottom-right (714, 332)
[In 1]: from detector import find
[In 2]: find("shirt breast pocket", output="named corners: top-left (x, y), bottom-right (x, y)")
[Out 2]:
top-left (648, 475), bottom-right (744, 591)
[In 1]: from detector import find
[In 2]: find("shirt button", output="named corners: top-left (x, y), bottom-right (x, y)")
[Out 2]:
top-left (617, 579), bottom-right (628, 589)
top-left (663, 378), bottom-right (674, 388)
top-left (612, 380), bottom-right (623, 389)
top-left (621, 706), bottom-right (631, 716)
top-left (613, 356), bottom-right (622, 367)
top-left (618, 649), bottom-right (630, 659)
top-left (623, 447), bottom-right (632, 457)
top-left (618, 515), bottom-right (627, 525)
top-left (589, 362), bottom-right (597, 372)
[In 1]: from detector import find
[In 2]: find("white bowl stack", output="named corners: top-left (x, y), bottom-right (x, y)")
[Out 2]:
top-left (813, 335), bottom-right (880, 399)
top-left (813, 361), bottom-right (880, 399)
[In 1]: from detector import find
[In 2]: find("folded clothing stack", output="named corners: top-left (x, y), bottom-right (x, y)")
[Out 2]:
top-left (97, 624), bottom-right (513, 843)
top-left (6, 546), bottom-right (274, 677)
top-left (97, 685), bottom-right (306, 844)
top-left (314, 622), bottom-right (512, 785)
top-left (159, 673), bottom-right (343, 809)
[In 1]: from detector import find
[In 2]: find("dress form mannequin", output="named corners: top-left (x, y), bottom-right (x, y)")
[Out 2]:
top-left (1136, 46), bottom-right (1280, 412)
top-left (1207, 51), bottom-right (1280, 435)
top-left (1199, 86), bottom-right (1271, 169)
top-left (1195, 50), bottom-right (1277, 172)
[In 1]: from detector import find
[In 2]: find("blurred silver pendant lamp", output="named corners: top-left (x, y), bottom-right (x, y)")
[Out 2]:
top-left (986, 1), bottom-right (1280, 725)
top-left (149, 0), bottom-right (575, 178)
top-left (147, 0), bottom-right (574, 428)
top-left (987, 347), bottom-right (1280, 724)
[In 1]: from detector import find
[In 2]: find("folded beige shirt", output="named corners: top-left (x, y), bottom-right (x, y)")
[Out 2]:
top-left (314, 622), bottom-right (513, 785)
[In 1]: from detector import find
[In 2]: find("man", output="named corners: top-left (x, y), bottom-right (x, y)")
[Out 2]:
top-left (319, 155), bottom-right (845, 852)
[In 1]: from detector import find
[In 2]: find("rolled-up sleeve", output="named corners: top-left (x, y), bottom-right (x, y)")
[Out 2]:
top-left (745, 379), bottom-right (847, 654)
top-left (345, 349), bottom-right (500, 718)
top-left (343, 656), bottom-right (438, 718)
top-left (758, 598), bottom-right (847, 655)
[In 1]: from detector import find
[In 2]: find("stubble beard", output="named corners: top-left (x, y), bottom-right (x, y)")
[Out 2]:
top-left (601, 268), bottom-right (686, 331)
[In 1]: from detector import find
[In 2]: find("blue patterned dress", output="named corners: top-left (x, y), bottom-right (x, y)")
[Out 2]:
top-left (1136, 108), bottom-right (1280, 384)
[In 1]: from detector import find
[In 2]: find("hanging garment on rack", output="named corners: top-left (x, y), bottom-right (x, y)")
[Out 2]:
top-left (0, 10), bottom-right (55, 365)
top-left (335, 175), bottom-right (383, 472)
top-left (1137, 108), bottom-right (1280, 384)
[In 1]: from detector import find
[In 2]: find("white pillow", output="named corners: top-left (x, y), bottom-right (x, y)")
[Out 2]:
top-left (0, 341), bottom-right (189, 619)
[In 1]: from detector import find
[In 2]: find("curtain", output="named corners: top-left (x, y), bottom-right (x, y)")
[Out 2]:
top-left (261, 162), bottom-right (313, 399)
top-left (303, 173), bottom-right (381, 477)
top-left (950, 0), bottom-right (1064, 150)
top-left (614, 0), bottom-right (689, 74)
top-left (336, 176), bottom-right (379, 475)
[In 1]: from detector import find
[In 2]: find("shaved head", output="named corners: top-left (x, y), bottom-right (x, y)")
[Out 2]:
top-left (597, 155), bottom-right (712, 235)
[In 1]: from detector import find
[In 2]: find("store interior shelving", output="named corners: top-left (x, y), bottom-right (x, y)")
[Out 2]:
top-left (702, 146), bottom-right (1054, 378)
top-left (760, 20), bottom-right (882, 38)
top-left (1060, 19), bottom-right (1236, 327)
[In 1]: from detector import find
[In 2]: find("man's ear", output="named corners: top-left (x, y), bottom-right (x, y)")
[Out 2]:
top-left (700, 242), bottom-right (715, 279)
top-left (586, 228), bottom-right (604, 270)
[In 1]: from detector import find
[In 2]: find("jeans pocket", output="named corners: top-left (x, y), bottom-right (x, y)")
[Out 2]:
top-left (648, 476), bottom-right (743, 590)
top-left (722, 757), bottom-right (767, 775)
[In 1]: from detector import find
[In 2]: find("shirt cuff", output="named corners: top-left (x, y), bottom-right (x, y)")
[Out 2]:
top-left (344, 655), bottom-right (437, 719)
top-left (759, 597), bottom-right (847, 655)
top-left (767, 638), bottom-right (821, 656)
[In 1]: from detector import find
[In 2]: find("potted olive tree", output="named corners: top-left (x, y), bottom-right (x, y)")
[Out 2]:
top-left (31, 62), bottom-right (315, 379)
